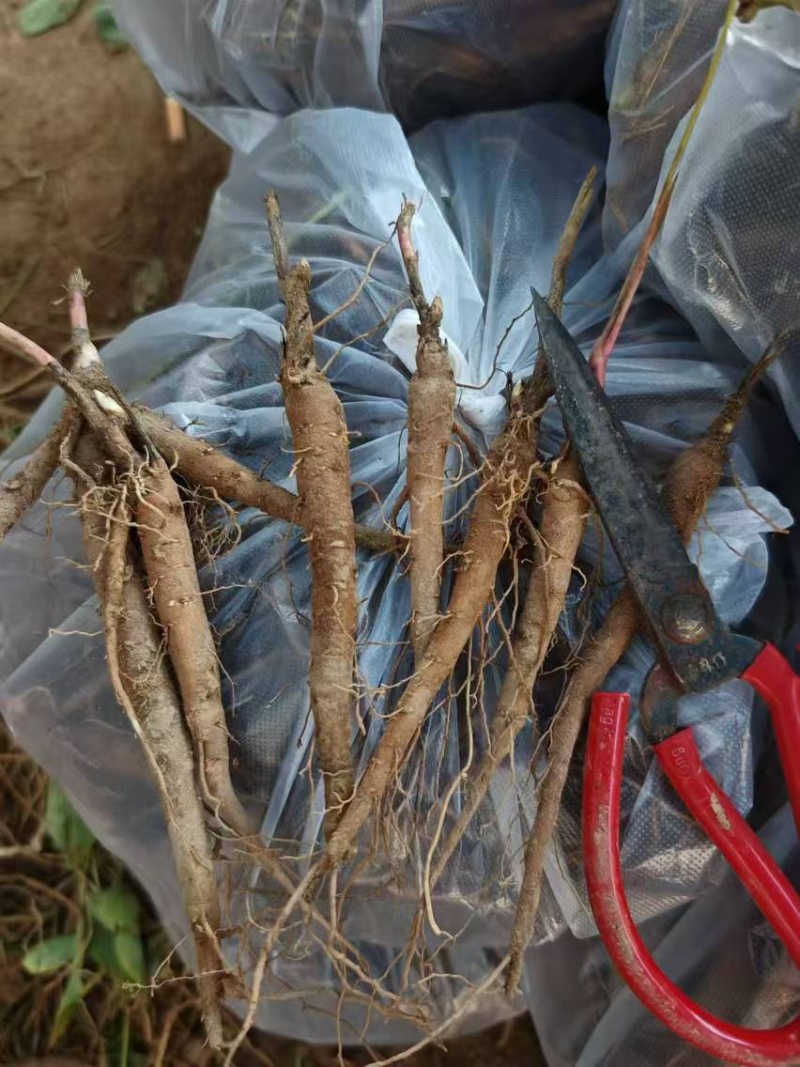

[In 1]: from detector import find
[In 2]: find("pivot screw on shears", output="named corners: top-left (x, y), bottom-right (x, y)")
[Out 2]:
top-left (661, 592), bottom-right (711, 644)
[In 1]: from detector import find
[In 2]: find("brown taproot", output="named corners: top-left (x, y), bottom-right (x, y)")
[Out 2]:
top-left (431, 450), bottom-right (588, 885)
top-left (136, 454), bottom-right (253, 837)
top-left (504, 584), bottom-right (638, 992)
top-left (266, 190), bottom-right (357, 836)
top-left (428, 168), bottom-right (597, 885)
top-left (135, 406), bottom-right (397, 553)
top-left (661, 333), bottom-right (790, 536)
top-left (397, 199), bottom-right (457, 659)
top-left (136, 408), bottom-right (300, 526)
top-left (0, 315), bottom-right (395, 553)
top-left (79, 478), bottom-right (225, 1048)
top-left (322, 408), bottom-right (536, 870)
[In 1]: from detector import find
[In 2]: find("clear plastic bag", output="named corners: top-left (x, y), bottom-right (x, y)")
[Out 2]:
top-left (605, 4), bottom-right (800, 436)
top-left (111, 0), bottom-right (617, 131)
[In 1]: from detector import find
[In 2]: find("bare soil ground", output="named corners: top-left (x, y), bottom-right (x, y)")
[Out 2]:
top-left (0, 1), bottom-right (230, 446)
top-left (0, 5), bottom-right (542, 1065)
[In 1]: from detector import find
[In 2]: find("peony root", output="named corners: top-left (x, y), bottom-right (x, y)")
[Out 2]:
top-left (429, 167), bottom-right (597, 886)
top-left (1, 315), bottom-right (396, 553)
top-left (136, 407), bottom-right (300, 524)
top-left (136, 455), bottom-right (254, 837)
top-left (661, 335), bottom-right (789, 534)
top-left (504, 585), bottom-right (638, 992)
top-left (431, 450), bottom-right (589, 885)
top-left (66, 275), bottom-right (252, 840)
top-left (266, 190), bottom-right (358, 836)
top-left (397, 199), bottom-right (457, 659)
top-left (135, 406), bottom-right (397, 553)
top-left (75, 450), bottom-right (226, 1048)
top-left (322, 407), bottom-right (537, 870)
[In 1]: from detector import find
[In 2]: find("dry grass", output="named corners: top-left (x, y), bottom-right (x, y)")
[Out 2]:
top-left (0, 719), bottom-right (289, 1066)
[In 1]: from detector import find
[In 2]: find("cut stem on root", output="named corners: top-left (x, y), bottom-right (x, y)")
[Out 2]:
top-left (397, 198), bottom-right (457, 660)
top-left (67, 267), bottom-right (100, 369)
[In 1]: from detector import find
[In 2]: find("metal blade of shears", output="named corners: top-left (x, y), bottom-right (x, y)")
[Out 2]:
top-left (531, 287), bottom-right (751, 696)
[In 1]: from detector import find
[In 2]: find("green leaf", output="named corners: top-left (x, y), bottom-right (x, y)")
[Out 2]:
top-left (50, 966), bottom-right (85, 1045)
top-left (112, 931), bottom-right (146, 985)
top-left (88, 927), bottom-right (145, 986)
top-left (18, 0), bottom-right (83, 37)
top-left (45, 783), bottom-right (95, 864)
top-left (87, 886), bottom-right (140, 934)
top-left (87, 925), bottom-right (117, 975)
top-left (92, 1), bottom-right (127, 49)
top-left (22, 933), bottom-right (80, 975)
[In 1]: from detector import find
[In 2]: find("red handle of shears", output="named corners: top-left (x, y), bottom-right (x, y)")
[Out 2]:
top-left (743, 643), bottom-right (800, 829)
top-left (584, 643), bottom-right (800, 1066)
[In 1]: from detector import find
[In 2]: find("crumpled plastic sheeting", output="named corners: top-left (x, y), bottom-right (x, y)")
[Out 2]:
top-left (111, 0), bottom-right (616, 132)
top-left (605, 5), bottom-right (800, 438)
top-left (0, 98), bottom-right (793, 1048)
top-left (526, 805), bottom-right (800, 1067)
top-left (602, 0), bottom-right (731, 249)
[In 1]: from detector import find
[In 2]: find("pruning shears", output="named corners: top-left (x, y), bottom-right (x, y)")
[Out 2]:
top-left (532, 288), bottom-right (800, 1067)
